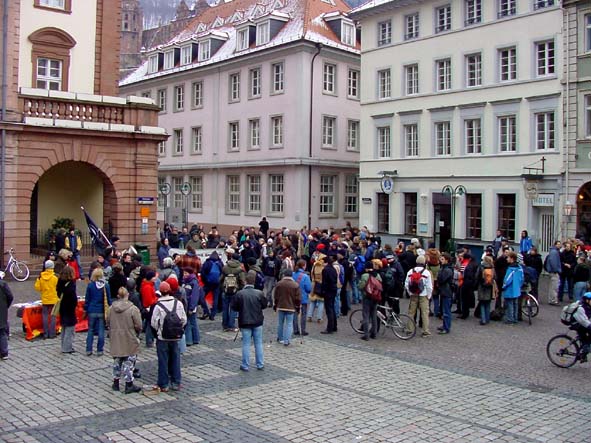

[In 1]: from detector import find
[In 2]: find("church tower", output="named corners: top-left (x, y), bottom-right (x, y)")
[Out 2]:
top-left (120, 0), bottom-right (144, 79)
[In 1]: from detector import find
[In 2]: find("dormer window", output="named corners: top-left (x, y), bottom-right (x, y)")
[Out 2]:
top-left (148, 54), bottom-right (158, 73)
top-left (164, 50), bottom-right (175, 69)
top-left (199, 40), bottom-right (211, 61)
top-left (256, 21), bottom-right (270, 46)
top-left (341, 22), bottom-right (355, 46)
top-left (237, 28), bottom-right (249, 51)
top-left (181, 45), bottom-right (192, 65)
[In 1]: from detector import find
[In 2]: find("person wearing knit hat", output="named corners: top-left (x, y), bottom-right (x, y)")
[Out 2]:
top-left (404, 254), bottom-right (433, 337)
top-left (35, 259), bottom-right (59, 339)
top-left (158, 281), bottom-right (171, 295)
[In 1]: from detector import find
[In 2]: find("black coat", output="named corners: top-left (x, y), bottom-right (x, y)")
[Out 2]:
top-left (561, 250), bottom-right (577, 276)
top-left (399, 251), bottom-right (417, 275)
top-left (57, 279), bottom-right (78, 327)
top-left (0, 281), bottom-right (14, 329)
top-left (321, 265), bottom-right (338, 297)
top-left (437, 264), bottom-right (454, 298)
top-left (232, 286), bottom-right (267, 328)
top-left (109, 273), bottom-right (127, 300)
top-left (524, 253), bottom-right (543, 276)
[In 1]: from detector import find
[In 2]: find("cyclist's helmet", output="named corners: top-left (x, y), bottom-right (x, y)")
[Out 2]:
top-left (582, 292), bottom-right (591, 300)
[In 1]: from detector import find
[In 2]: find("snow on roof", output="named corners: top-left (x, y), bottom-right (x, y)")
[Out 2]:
top-left (120, 0), bottom-right (358, 87)
top-left (349, 0), bottom-right (400, 17)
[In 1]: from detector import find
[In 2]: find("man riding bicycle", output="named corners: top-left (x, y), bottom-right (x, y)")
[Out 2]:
top-left (573, 292), bottom-right (591, 362)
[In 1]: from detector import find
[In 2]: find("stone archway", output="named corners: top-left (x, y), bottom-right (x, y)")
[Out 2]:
top-left (576, 182), bottom-right (591, 242)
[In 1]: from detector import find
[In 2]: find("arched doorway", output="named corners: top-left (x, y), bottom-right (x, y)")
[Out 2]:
top-left (576, 182), bottom-right (591, 242)
top-left (29, 161), bottom-right (116, 254)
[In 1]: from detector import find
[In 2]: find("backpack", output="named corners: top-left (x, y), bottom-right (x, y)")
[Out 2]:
top-left (223, 273), bottom-right (239, 295)
top-left (523, 266), bottom-right (538, 285)
top-left (408, 268), bottom-right (426, 295)
top-left (381, 267), bottom-right (394, 290)
top-left (365, 274), bottom-right (383, 302)
top-left (158, 299), bottom-right (184, 340)
top-left (205, 260), bottom-right (222, 285)
top-left (482, 268), bottom-right (494, 288)
top-left (254, 271), bottom-right (265, 291)
top-left (560, 301), bottom-right (581, 326)
top-left (354, 255), bottom-right (366, 274)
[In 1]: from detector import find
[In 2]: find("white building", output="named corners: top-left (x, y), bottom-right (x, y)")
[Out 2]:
top-left (119, 0), bottom-right (361, 233)
top-left (351, 0), bottom-right (563, 252)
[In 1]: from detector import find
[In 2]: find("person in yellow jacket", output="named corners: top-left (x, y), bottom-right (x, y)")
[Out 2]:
top-left (34, 260), bottom-right (59, 339)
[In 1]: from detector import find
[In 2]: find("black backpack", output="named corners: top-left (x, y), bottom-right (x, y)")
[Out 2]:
top-left (158, 300), bottom-right (183, 340)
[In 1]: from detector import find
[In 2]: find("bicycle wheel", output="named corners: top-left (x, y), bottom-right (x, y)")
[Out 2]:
top-left (388, 314), bottom-right (416, 340)
top-left (521, 295), bottom-right (539, 320)
top-left (10, 261), bottom-right (29, 281)
top-left (546, 334), bottom-right (580, 368)
top-left (349, 309), bottom-right (364, 334)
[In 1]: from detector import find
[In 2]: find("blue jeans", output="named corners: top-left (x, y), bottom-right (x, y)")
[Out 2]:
top-left (277, 311), bottom-right (294, 344)
top-left (441, 296), bottom-right (452, 332)
top-left (504, 298), bottom-right (518, 323)
top-left (86, 313), bottom-right (105, 353)
top-left (334, 288), bottom-right (341, 317)
top-left (222, 293), bottom-right (237, 329)
top-left (574, 281), bottom-right (588, 302)
top-left (241, 325), bottom-right (264, 370)
top-left (179, 333), bottom-right (186, 354)
top-left (479, 300), bottom-right (491, 324)
top-left (42, 304), bottom-right (56, 338)
top-left (433, 293), bottom-right (440, 317)
top-left (352, 276), bottom-right (361, 303)
top-left (197, 290), bottom-right (210, 317)
top-left (156, 339), bottom-right (181, 388)
top-left (144, 318), bottom-right (154, 347)
top-left (307, 299), bottom-right (324, 321)
top-left (263, 277), bottom-right (276, 306)
top-left (293, 305), bottom-right (307, 335)
top-left (0, 327), bottom-right (8, 357)
top-left (185, 312), bottom-right (200, 345)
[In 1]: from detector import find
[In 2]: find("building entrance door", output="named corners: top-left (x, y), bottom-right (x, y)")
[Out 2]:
top-left (433, 193), bottom-right (452, 250)
top-left (377, 193), bottom-right (390, 233)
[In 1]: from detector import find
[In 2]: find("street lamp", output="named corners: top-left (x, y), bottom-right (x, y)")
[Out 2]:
top-left (159, 182), bottom-right (171, 223)
top-left (180, 182), bottom-right (192, 228)
top-left (442, 184), bottom-right (467, 253)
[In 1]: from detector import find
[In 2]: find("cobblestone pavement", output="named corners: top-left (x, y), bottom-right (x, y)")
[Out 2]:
top-left (1, 279), bottom-right (590, 442)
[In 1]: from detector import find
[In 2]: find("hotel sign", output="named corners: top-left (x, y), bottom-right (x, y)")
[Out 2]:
top-left (532, 194), bottom-right (554, 207)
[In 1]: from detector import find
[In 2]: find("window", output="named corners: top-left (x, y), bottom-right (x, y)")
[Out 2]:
top-left (323, 63), bottom-right (336, 94)
top-left (173, 129), bottom-right (183, 155)
top-left (198, 40), bottom-right (210, 61)
top-left (247, 175), bottom-right (261, 214)
top-left (498, 115), bottom-right (517, 152)
top-left (498, 0), bottom-right (516, 18)
top-left (404, 193), bottom-right (417, 235)
top-left (466, 53), bottom-right (481, 87)
top-left (190, 176), bottom-right (203, 211)
top-left (157, 177), bottom-right (166, 209)
top-left (249, 67), bottom-right (261, 98)
top-left (237, 28), bottom-right (249, 51)
top-left (181, 45), bottom-right (192, 65)
top-left (269, 174), bottom-right (284, 214)
top-left (435, 121), bottom-right (451, 156)
top-left (466, 194), bottom-right (482, 239)
top-left (322, 116), bottom-right (336, 148)
top-left (536, 41), bottom-right (555, 76)
top-left (344, 175), bottom-right (359, 215)
top-left (465, 0), bottom-right (482, 25)
top-left (249, 119), bottom-right (260, 149)
top-left (499, 47), bottom-right (516, 81)
top-left (164, 50), bottom-right (175, 70)
top-left (271, 116), bottom-right (283, 147)
top-left (535, 112), bottom-right (555, 150)
top-left (148, 55), bottom-right (158, 73)
top-left (377, 126), bottom-right (391, 158)
top-left (192, 81), bottom-right (203, 108)
top-left (586, 15), bottom-right (591, 52)
top-left (341, 22), bottom-right (355, 46)
top-left (37, 0), bottom-right (69, 11)
top-left (586, 95), bottom-right (591, 137)
top-left (347, 120), bottom-right (360, 151)
top-left (405, 64), bottom-right (419, 95)
top-left (377, 69), bottom-right (391, 99)
top-left (272, 62), bottom-right (284, 93)
top-left (436, 59), bottom-right (451, 91)
top-left (158, 140), bottom-right (166, 157)
top-left (173, 177), bottom-right (183, 209)
top-left (465, 119), bottom-right (482, 154)
top-left (320, 175), bottom-right (336, 215)
top-left (227, 176), bottom-right (241, 214)
top-left (497, 194), bottom-right (516, 240)
top-left (141, 91), bottom-right (151, 98)
top-left (158, 88), bottom-right (167, 112)
top-left (36, 58), bottom-right (62, 90)
top-left (174, 85), bottom-right (184, 111)
top-left (348, 69), bottom-right (360, 99)
top-left (229, 73), bottom-right (240, 102)
top-left (435, 4), bottom-right (452, 33)
top-left (378, 20), bottom-right (392, 46)
top-left (405, 13), bottom-right (419, 40)
top-left (405, 124), bottom-right (419, 157)
top-left (229, 121), bottom-right (240, 150)
top-left (191, 126), bottom-right (202, 154)
top-left (534, 0), bottom-right (554, 9)
top-left (256, 21), bottom-right (270, 45)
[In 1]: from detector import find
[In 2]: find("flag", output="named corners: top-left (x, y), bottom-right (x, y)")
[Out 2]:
top-left (81, 206), bottom-right (111, 256)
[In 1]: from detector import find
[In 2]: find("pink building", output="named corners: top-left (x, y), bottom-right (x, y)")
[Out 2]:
top-left (119, 0), bottom-right (360, 232)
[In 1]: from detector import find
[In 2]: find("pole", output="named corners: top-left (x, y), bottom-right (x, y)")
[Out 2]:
top-left (307, 43), bottom-right (322, 231)
top-left (0, 0), bottom-right (8, 268)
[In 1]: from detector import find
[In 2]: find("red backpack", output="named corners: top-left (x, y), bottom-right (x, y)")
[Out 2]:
top-left (365, 275), bottom-right (383, 302)
top-left (408, 268), bottom-right (426, 295)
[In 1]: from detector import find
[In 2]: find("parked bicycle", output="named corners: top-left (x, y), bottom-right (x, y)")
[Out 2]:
top-left (349, 300), bottom-right (416, 340)
top-left (546, 327), bottom-right (588, 368)
top-left (521, 293), bottom-right (539, 325)
top-left (3, 248), bottom-right (30, 281)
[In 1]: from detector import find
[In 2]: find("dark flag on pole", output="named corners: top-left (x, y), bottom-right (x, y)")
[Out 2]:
top-left (81, 206), bottom-right (112, 256)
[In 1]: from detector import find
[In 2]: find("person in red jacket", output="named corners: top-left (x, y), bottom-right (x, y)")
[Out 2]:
top-left (140, 270), bottom-right (158, 348)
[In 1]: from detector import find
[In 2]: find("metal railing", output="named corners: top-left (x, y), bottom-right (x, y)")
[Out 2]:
top-left (31, 229), bottom-right (110, 256)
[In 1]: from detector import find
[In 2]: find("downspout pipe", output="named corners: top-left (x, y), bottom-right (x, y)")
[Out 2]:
top-left (564, 17), bottom-right (571, 239)
top-left (308, 42), bottom-right (322, 231)
top-left (1, 0), bottom-right (8, 267)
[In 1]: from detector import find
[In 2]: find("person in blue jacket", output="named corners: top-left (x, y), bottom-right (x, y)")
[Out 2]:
top-left (293, 259), bottom-right (312, 337)
top-left (545, 240), bottom-right (562, 305)
top-left (84, 268), bottom-right (112, 356)
top-left (502, 251), bottom-right (524, 324)
top-left (519, 230), bottom-right (533, 254)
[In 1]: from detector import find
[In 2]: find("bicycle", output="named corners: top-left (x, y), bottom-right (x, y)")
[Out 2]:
top-left (349, 301), bottom-right (416, 340)
top-left (3, 248), bottom-right (30, 281)
top-left (546, 328), bottom-right (588, 368)
top-left (520, 293), bottom-right (539, 326)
